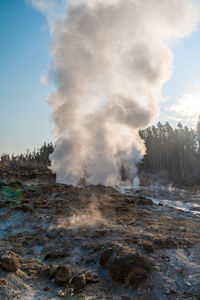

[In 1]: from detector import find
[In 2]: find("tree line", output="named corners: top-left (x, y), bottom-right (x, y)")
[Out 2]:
top-left (139, 118), bottom-right (200, 181)
top-left (1, 119), bottom-right (200, 182)
top-left (0, 143), bottom-right (54, 170)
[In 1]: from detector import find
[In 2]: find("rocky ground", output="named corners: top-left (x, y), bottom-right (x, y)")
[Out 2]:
top-left (1, 173), bottom-right (200, 299)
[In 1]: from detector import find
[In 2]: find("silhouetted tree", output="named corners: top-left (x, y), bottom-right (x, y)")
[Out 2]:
top-left (0, 143), bottom-right (54, 170)
top-left (140, 120), bottom-right (200, 181)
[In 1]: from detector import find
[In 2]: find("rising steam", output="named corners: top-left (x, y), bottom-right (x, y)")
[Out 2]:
top-left (41, 0), bottom-right (199, 186)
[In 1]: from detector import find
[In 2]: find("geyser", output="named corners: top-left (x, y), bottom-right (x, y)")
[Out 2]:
top-left (47, 0), bottom-right (199, 186)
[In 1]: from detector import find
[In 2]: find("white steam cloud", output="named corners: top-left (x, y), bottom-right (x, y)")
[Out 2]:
top-left (28, 0), bottom-right (200, 186)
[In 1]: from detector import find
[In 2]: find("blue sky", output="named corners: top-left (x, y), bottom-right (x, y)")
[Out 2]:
top-left (161, 25), bottom-right (200, 126)
top-left (0, 0), bottom-right (54, 155)
top-left (1, 0), bottom-right (200, 154)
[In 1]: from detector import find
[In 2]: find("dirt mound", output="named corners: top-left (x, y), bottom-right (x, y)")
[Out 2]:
top-left (99, 243), bottom-right (153, 287)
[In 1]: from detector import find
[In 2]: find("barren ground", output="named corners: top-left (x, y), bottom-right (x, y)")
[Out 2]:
top-left (0, 171), bottom-right (200, 299)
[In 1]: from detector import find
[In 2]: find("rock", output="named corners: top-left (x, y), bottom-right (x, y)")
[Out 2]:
top-left (47, 232), bottom-right (58, 239)
top-left (99, 244), bottom-right (115, 267)
top-left (22, 261), bottom-right (42, 273)
top-left (22, 260), bottom-right (49, 277)
top-left (135, 197), bottom-right (153, 206)
top-left (49, 264), bottom-right (59, 276)
top-left (57, 290), bottom-right (66, 297)
top-left (85, 270), bottom-right (99, 283)
top-left (0, 251), bottom-right (20, 272)
top-left (54, 266), bottom-right (72, 283)
top-left (44, 250), bottom-right (67, 260)
top-left (99, 244), bottom-right (153, 287)
top-left (70, 274), bottom-right (86, 290)
top-left (0, 278), bottom-right (9, 287)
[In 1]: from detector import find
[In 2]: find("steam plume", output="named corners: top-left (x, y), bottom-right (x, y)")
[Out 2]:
top-left (46, 0), bottom-right (199, 186)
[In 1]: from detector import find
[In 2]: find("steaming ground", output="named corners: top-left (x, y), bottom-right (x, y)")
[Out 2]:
top-left (2, 170), bottom-right (200, 299)
top-left (47, 0), bottom-right (199, 186)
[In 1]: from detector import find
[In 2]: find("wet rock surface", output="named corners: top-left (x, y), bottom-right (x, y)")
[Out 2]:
top-left (1, 176), bottom-right (200, 298)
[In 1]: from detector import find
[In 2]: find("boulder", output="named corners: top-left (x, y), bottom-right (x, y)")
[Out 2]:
top-left (85, 270), bottom-right (99, 283)
top-left (70, 274), bottom-right (86, 290)
top-left (44, 250), bottom-right (67, 260)
top-left (54, 266), bottom-right (71, 283)
top-left (0, 251), bottom-right (20, 272)
top-left (99, 244), bottom-right (153, 287)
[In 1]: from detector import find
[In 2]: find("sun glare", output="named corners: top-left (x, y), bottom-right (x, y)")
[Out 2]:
top-left (170, 94), bottom-right (200, 118)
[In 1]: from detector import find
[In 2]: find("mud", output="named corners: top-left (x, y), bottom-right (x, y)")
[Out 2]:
top-left (0, 176), bottom-right (200, 299)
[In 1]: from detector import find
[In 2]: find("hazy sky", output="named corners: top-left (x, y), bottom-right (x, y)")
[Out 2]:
top-left (1, 0), bottom-right (200, 155)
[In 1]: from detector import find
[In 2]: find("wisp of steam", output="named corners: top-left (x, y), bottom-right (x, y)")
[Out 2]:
top-left (47, 0), bottom-right (199, 186)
